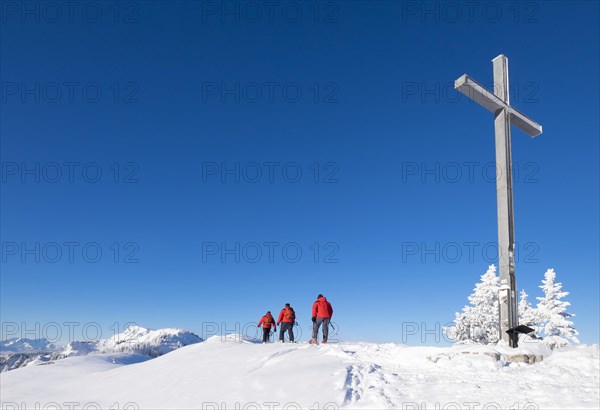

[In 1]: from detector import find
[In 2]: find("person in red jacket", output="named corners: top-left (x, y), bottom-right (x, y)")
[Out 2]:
top-left (310, 294), bottom-right (333, 344)
top-left (277, 303), bottom-right (296, 343)
top-left (257, 311), bottom-right (276, 343)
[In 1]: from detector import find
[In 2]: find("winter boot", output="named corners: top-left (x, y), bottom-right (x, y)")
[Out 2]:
top-left (321, 339), bottom-right (327, 344)
top-left (309, 339), bottom-right (318, 345)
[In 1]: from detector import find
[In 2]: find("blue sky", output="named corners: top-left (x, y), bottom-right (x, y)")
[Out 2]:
top-left (1, 1), bottom-right (598, 345)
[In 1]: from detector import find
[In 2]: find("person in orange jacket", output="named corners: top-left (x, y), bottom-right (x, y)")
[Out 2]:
top-left (277, 303), bottom-right (296, 343)
top-left (257, 311), bottom-right (276, 343)
top-left (310, 294), bottom-right (333, 344)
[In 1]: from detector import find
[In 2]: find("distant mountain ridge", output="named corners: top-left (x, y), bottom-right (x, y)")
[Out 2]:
top-left (0, 337), bottom-right (59, 353)
top-left (0, 326), bottom-right (202, 372)
top-left (60, 325), bottom-right (203, 358)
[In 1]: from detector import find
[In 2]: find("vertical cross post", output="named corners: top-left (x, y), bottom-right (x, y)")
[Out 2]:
top-left (492, 55), bottom-right (518, 347)
top-left (454, 55), bottom-right (542, 348)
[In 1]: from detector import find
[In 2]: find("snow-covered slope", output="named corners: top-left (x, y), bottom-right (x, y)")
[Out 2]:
top-left (1, 336), bottom-right (598, 409)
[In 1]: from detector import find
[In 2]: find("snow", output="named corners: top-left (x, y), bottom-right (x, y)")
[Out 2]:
top-left (1, 336), bottom-right (598, 409)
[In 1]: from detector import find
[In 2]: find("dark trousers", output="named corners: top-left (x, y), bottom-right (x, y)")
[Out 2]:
top-left (279, 322), bottom-right (294, 342)
top-left (312, 318), bottom-right (330, 341)
top-left (262, 328), bottom-right (271, 343)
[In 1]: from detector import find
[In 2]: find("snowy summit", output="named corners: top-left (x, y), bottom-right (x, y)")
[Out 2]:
top-left (1, 335), bottom-right (598, 409)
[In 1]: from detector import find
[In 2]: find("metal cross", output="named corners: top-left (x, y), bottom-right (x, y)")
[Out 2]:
top-left (454, 55), bottom-right (542, 347)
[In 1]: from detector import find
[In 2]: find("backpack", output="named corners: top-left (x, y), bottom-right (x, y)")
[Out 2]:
top-left (284, 307), bottom-right (295, 322)
top-left (264, 315), bottom-right (273, 326)
top-left (317, 299), bottom-right (331, 317)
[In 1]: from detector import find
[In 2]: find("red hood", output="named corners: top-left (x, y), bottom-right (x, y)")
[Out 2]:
top-left (317, 297), bottom-right (328, 303)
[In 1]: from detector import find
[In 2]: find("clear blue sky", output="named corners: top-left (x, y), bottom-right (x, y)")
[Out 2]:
top-left (1, 1), bottom-right (598, 345)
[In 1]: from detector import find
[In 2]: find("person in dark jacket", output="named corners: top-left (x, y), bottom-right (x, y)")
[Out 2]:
top-left (257, 311), bottom-right (276, 343)
top-left (277, 303), bottom-right (296, 343)
top-left (310, 294), bottom-right (333, 344)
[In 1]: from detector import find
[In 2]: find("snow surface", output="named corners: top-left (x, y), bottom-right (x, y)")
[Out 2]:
top-left (1, 335), bottom-right (598, 409)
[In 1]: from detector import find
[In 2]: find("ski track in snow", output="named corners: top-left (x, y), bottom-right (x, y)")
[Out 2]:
top-left (1, 339), bottom-right (598, 409)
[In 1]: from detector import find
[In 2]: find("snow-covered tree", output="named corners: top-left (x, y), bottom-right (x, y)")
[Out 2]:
top-left (517, 289), bottom-right (541, 342)
top-left (518, 289), bottom-right (538, 327)
top-left (536, 268), bottom-right (579, 349)
top-left (444, 265), bottom-right (499, 345)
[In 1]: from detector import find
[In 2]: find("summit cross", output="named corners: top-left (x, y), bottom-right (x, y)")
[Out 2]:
top-left (454, 54), bottom-right (543, 347)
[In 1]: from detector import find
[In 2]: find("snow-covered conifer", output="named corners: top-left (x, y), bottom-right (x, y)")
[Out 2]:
top-left (444, 265), bottom-right (500, 344)
top-left (536, 268), bottom-right (579, 349)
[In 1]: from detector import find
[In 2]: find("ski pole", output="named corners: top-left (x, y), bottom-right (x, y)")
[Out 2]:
top-left (330, 322), bottom-right (338, 337)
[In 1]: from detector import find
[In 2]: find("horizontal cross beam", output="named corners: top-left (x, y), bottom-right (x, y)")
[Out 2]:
top-left (454, 74), bottom-right (543, 137)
